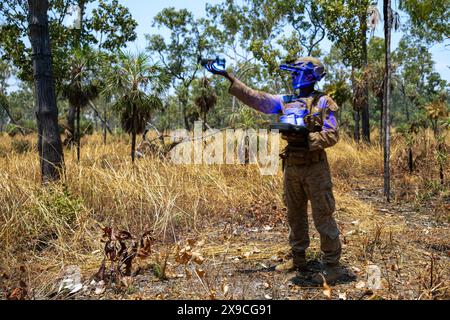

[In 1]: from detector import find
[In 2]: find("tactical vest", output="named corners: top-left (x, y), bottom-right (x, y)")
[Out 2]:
top-left (280, 91), bottom-right (326, 145)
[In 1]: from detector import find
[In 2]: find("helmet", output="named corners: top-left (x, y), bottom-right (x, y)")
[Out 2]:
top-left (280, 57), bottom-right (326, 89)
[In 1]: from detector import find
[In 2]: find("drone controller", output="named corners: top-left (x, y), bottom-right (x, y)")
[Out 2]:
top-left (270, 108), bottom-right (310, 135)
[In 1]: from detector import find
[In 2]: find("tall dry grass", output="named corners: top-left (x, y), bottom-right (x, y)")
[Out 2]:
top-left (0, 129), bottom-right (448, 297)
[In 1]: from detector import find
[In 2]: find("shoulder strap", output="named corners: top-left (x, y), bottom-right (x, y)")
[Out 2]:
top-left (312, 91), bottom-right (326, 108)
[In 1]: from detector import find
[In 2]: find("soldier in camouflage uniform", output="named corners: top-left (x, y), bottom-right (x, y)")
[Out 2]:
top-left (205, 57), bottom-right (344, 284)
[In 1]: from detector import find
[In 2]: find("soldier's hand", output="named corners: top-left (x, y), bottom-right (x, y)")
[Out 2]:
top-left (205, 61), bottom-right (229, 77)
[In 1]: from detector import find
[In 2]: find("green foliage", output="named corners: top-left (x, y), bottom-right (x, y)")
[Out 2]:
top-left (35, 188), bottom-right (84, 228)
top-left (0, 0), bottom-right (137, 87)
top-left (88, 0), bottom-right (137, 51)
top-left (146, 7), bottom-right (211, 84)
top-left (318, 0), bottom-right (371, 68)
top-left (399, 0), bottom-right (450, 43)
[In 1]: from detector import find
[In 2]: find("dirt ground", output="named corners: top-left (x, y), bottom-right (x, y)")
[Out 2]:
top-left (39, 176), bottom-right (448, 301)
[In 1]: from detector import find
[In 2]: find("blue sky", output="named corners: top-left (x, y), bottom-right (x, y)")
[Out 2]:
top-left (111, 0), bottom-right (450, 82)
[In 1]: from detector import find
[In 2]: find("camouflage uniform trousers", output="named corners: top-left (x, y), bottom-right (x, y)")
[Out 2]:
top-left (283, 151), bottom-right (341, 264)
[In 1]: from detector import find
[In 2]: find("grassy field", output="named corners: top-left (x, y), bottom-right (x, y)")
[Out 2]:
top-left (0, 131), bottom-right (448, 300)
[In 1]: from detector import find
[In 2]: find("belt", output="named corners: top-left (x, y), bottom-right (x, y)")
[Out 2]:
top-left (280, 148), bottom-right (325, 166)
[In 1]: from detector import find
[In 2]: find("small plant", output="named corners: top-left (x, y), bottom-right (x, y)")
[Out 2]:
top-left (95, 226), bottom-right (154, 286)
top-left (11, 139), bottom-right (33, 154)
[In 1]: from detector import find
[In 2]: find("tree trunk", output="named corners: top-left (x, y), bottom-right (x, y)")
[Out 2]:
top-left (28, 0), bottom-right (64, 182)
top-left (383, 0), bottom-right (392, 202)
top-left (408, 147), bottom-right (414, 173)
top-left (131, 103), bottom-right (137, 162)
top-left (359, 12), bottom-right (370, 144)
top-left (378, 95), bottom-right (383, 146)
top-left (353, 110), bottom-right (360, 142)
top-left (75, 0), bottom-right (85, 162)
top-left (438, 141), bottom-right (444, 185)
top-left (88, 99), bottom-right (112, 134)
top-left (76, 105), bottom-right (80, 162)
top-left (103, 107), bottom-right (107, 145)
top-left (66, 104), bottom-right (76, 144)
top-left (351, 67), bottom-right (360, 143)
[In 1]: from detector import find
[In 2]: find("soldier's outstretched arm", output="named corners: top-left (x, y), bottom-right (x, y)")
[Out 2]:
top-left (203, 60), bottom-right (283, 114)
top-left (226, 74), bottom-right (283, 114)
top-left (308, 96), bottom-right (340, 151)
top-left (205, 60), bottom-right (283, 113)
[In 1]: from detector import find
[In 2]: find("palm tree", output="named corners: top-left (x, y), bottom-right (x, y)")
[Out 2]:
top-left (62, 48), bottom-right (100, 161)
top-left (193, 77), bottom-right (217, 130)
top-left (103, 52), bottom-right (170, 162)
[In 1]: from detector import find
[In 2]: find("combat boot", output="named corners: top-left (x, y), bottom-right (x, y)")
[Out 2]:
top-left (312, 262), bottom-right (345, 285)
top-left (275, 251), bottom-right (307, 272)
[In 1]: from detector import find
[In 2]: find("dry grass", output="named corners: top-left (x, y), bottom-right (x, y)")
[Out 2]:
top-left (0, 130), bottom-right (448, 299)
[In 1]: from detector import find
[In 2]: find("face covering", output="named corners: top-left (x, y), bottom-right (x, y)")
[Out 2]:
top-left (280, 61), bottom-right (320, 90)
top-left (291, 69), bottom-right (317, 90)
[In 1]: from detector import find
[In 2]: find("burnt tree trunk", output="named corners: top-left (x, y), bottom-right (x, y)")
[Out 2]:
top-left (383, 0), bottom-right (392, 201)
top-left (408, 147), bottom-right (414, 173)
top-left (75, 0), bottom-right (85, 162)
top-left (354, 110), bottom-right (361, 143)
top-left (378, 95), bottom-right (383, 146)
top-left (28, 0), bottom-right (64, 182)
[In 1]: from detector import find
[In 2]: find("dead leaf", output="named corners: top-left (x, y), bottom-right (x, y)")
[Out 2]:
top-left (7, 287), bottom-right (27, 300)
top-left (195, 268), bottom-right (206, 279)
top-left (321, 274), bottom-right (332, 299)
top-left (187, 239), bottom-right (197, 247)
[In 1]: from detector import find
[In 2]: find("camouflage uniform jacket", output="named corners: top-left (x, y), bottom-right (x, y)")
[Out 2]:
top-left (228, 77), bottom-right (339, 152)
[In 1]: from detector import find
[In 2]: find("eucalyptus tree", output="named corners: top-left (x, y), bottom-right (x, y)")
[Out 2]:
top-left (103, 52), bottom-right (170, 162)
top-left (0, 0), bottom-right (137, 87)
top-left (383, 0), bottom-right (392, 201)
top-left (146, 8), bottom-right (212, 131)
top-left (399, 0), bottom-right (449, 44)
